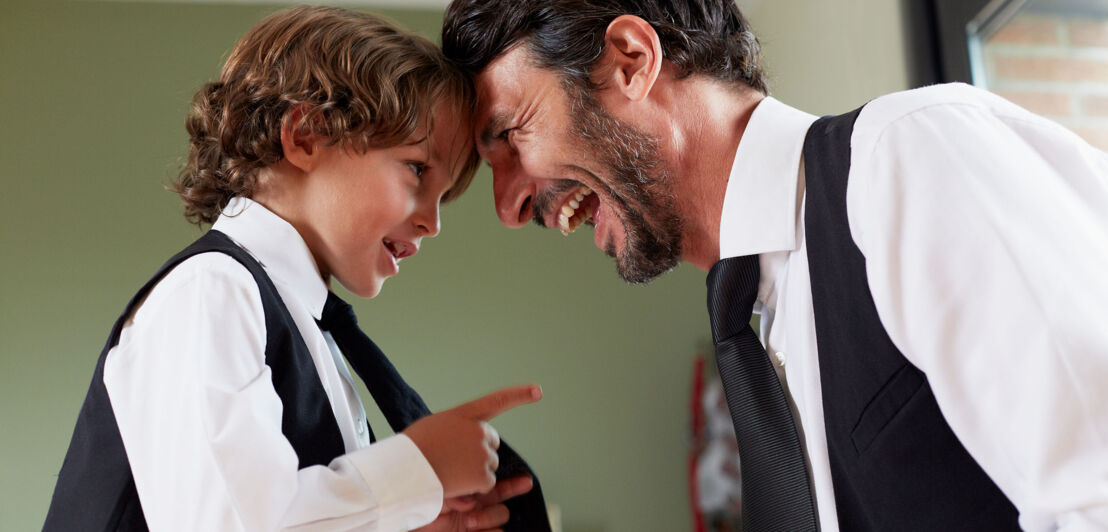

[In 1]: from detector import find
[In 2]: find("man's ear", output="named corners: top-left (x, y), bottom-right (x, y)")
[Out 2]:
top-left (600, 15), bottom-right (663, 102)
top-left (280, 104), bottom-right (322, 173)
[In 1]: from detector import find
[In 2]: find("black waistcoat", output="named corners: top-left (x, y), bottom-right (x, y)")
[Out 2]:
top-left (802, 109), bottom-right (1020, 530)
top-left (45, 230), bottom-right (358, 530)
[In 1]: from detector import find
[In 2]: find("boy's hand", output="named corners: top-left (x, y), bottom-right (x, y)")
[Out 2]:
top-left (403, 385), bottom-right (541, 498)
top-left (414, 475), bottom-right (534, 532)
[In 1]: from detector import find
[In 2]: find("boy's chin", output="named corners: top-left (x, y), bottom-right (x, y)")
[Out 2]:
top-left (337, 277), bottom-right (384, 299)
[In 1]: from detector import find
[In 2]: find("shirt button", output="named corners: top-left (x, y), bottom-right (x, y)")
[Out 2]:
top-left (775, 351), bottom-right (787, 367)
top-left (356, 422), bottom-right (365, 435)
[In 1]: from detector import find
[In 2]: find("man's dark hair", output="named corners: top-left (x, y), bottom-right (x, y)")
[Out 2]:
top-left (442, 0), bottom-right (768, 93)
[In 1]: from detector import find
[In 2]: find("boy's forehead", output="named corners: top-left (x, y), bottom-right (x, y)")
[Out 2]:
top-left (429, 102), bottom-right (474, 158)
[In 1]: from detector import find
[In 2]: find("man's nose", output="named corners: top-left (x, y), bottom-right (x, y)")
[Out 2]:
top-left (491, 160), bottom-right (533, 229)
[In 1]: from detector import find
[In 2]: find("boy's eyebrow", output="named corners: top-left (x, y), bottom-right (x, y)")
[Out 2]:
top-left (478, 112), bottom-right (512, 152)
top-left (430, 140), bottom-right (444, 165)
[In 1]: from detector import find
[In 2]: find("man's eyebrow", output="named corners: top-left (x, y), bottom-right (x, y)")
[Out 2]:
top-left (478, 112), bottom-right (511, 151)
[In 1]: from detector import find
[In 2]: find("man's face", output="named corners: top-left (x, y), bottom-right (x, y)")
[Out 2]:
top-left (474, 45), bottom-right (682, 283)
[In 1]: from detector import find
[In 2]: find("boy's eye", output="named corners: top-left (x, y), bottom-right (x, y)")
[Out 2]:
top-left (407, 162), bottom-right (426, 178)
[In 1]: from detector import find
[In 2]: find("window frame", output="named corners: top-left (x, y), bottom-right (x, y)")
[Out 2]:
top-left (914, 0), bottom-right (1108, 87)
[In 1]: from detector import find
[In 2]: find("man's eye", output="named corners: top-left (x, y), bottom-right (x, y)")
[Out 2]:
top-left (407, 162), bottom-right (426, 178)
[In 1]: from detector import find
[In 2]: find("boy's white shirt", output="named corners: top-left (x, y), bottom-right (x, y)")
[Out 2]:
top-left (104, 197), bottom-right (443, 531)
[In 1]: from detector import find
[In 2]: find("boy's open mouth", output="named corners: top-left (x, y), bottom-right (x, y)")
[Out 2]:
top-left (382, 238), bottom-right (416, 260)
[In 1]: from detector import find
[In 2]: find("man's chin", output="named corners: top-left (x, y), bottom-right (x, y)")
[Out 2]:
top-left (614, 247), bottom-right (680, 285)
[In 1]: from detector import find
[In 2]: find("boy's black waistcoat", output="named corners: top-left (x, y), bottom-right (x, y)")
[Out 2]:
top-left (44, 230), bottom-right (549, 531)
top-left (802, 109), bottom-right (1019, 530)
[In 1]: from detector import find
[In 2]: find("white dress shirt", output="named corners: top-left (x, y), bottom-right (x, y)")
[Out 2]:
top-left (104, 197), bottom-right (442, 531)
top-left (720, 83), bottom-right (1108, 532)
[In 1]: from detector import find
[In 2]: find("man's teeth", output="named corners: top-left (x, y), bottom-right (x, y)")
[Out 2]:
top-left (559, 187), bottom-right (594, 235)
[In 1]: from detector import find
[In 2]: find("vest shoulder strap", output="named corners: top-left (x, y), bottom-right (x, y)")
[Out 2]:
top-left (802, 108), bottom-right (1020, 530)
top-left (45, 230), bottom-right (345, 531)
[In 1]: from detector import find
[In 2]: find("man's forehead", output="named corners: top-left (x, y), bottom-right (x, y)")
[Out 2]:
top-left (474, 45), bottom-right (534, 102)
top-left (472, 46), bottom-right (535, 147)
top-left (473, 44), bottom-right (561, 121)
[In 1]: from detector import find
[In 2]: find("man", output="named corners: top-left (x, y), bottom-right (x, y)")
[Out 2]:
top-left (442, 1), bottom-right (1108, 530)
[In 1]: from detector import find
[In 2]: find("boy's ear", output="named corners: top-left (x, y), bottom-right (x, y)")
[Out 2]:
top-left (280, 104), bottom-right (323, 173)
top-left (600, 15), bottom-right (663, 102)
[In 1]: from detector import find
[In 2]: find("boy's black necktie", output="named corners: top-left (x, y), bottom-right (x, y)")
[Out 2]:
top-left (707, 255), bottom-right (818, 531)
top-left (315, 291), bottom-right (551, 531)
top-left (316, 291), bottom-right (430, 431)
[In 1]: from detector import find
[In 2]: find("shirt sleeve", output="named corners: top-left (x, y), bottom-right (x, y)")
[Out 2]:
top-left (104, 253), bottom-right (442, 531)
top-left (848, 93), bottom-right (1108, 532)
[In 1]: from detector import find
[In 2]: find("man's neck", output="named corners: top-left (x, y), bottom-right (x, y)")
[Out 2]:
top-left (664, 80), bottom-right (764, 272)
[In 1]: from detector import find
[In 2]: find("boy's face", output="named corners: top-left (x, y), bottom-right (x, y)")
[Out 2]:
top-left (301, 103), bottom-right (471, 298)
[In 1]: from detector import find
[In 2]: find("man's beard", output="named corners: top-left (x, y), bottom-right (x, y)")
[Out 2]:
top-left (563, 83), bottom-right (683, 284)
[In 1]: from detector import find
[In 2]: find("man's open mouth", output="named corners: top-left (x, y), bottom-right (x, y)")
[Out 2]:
top-left (557, 185), bottom-right (599, 235)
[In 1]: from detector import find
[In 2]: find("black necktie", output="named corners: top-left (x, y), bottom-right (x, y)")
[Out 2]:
top-left (316, 291), bottom-right (551, 532)
top-left (707, 256), bottom-right (818, 531)
top-left (316, 291), bottom-right (431, 433)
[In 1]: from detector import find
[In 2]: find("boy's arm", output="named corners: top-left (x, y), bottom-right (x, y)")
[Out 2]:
top-left (105, 253), bottom-right (442, 531)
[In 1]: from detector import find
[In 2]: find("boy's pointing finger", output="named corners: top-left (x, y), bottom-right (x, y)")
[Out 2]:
top-left (455, 384), bottom-right (542, 421)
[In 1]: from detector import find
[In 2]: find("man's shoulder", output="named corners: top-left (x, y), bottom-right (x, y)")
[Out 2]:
top-left (850, 83), bottom-right (1025, 151)
top-left (867, 82), bottom-right (994, 112)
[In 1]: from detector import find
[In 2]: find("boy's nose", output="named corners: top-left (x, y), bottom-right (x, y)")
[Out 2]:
top-left (492, 162), bottom-right (533, 229)
top-left (413, 202), bottom-right (441, 238)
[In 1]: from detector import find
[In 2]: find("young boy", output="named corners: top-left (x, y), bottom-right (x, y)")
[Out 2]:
top-left (43, 6), bottom-right (549, 531)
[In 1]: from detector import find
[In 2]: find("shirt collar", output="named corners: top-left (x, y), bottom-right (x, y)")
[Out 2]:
top-left (211, 197), bottom-right (329, 320)
top-left (719, 96), bottom-right (818, 259)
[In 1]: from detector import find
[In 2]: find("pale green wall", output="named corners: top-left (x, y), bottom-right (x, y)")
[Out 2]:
top-left (748, 0), bottom-right (911, 113)
top-left (0, 1), bottom-right (910, 531)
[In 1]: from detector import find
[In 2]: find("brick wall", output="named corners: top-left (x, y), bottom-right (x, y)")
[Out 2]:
top-left (982, 11), bottom-right (1108, 150)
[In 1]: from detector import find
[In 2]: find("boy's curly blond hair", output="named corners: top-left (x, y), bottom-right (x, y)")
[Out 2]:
top-left (174, 6), bottom-right (479, 225)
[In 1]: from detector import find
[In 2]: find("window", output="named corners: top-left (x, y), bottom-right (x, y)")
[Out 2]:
top-left (924, 0), bottom-right (1108, 149)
